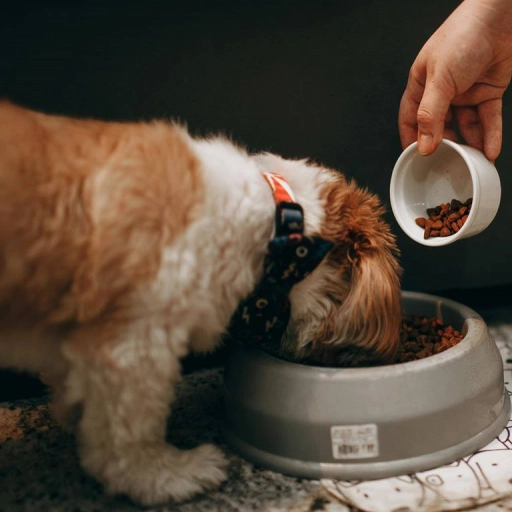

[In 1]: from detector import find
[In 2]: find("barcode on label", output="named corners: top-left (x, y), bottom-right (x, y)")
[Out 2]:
top-left (330, 424), bottom-right (379, 459)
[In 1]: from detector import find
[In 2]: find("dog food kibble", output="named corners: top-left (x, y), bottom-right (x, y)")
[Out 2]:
top-left (399, 315), bottom-right (464, 362)
top-left (415, 198), bottom-right (472, 239)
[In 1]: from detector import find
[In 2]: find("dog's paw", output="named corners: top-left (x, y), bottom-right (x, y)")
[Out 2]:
top-left (86, 443), bottom-right (228, 506)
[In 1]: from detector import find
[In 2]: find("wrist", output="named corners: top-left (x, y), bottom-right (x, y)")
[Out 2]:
top-left (454, 0), bottom-right (512, 59)
top-left (464, 0), bottom-right (512, 35)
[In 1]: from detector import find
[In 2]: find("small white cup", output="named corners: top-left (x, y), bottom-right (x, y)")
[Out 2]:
top-left (390, 139), bottom-right (501, 246)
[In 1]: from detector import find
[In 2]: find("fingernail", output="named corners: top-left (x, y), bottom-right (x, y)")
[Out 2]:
top-left (418, 134), bottom-right (433, 155)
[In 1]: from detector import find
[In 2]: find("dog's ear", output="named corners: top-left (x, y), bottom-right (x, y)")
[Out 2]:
top-left (51, 124), bottom-right (203, 324)
top-left (344, 229), bottom-right (402, 363)
top-left (318, 180), bottom-right (403, 365)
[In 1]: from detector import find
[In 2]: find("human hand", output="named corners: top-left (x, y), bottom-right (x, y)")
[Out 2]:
top-left (399, 0), bottom-right (512, 161)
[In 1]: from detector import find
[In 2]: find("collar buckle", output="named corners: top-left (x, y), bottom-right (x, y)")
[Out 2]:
top-left (275, 202), bottom-right (304, 237)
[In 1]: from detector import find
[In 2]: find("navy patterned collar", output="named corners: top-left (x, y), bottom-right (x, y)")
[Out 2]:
top-left (225, 172), bottom-right (333, 346)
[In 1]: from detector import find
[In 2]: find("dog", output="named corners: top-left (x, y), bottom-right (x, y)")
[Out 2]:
top-left (0, 101), bottom-right (402, 505)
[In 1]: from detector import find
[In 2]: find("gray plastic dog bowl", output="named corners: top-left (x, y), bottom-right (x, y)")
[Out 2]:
top-left (222, 291), bottom-right (510, 480)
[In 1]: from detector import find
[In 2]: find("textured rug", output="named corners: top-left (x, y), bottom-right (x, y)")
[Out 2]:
top-left (0, 368), bottom-right (336, 512)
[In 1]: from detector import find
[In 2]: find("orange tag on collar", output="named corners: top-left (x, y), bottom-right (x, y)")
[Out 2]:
top-left (262, 172), bottom-right (296, 204)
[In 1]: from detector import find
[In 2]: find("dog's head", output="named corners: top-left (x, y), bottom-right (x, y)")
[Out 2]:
top-left (256, 155), bottom-right (402, 367)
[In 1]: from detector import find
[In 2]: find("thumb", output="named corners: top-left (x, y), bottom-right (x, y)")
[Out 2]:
top-left (416, 77), bottom-right (453, 155)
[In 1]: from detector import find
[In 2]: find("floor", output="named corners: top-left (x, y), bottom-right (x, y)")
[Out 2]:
top-left (2, 295), bottom-right (512, 512)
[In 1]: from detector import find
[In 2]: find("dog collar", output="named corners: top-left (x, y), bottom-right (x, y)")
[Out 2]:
top-left (225, 172), bottom-right (334, 346)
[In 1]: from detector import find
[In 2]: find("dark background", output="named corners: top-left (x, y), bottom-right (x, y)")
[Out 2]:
top-left (1, 0), bottom-right (512, 400)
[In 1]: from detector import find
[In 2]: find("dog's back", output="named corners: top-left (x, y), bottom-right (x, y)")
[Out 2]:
top-left (0, 101), bottom-right (204, 326)
top-left (0, 102), bottom-right (94, 322)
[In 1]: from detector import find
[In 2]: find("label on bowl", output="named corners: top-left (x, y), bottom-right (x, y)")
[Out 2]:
top-left (330, 424), bottom-right (379, 459)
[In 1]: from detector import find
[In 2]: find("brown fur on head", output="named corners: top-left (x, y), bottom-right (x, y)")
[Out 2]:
top-left (279, 170), bottom-right (402, 367)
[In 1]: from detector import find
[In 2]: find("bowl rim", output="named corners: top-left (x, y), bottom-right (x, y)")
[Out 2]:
top-left (247, 290), bottom-right (487, 378)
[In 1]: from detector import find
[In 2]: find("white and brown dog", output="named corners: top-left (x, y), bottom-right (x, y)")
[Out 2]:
top-left (0, 101), bottom-right (402, 505)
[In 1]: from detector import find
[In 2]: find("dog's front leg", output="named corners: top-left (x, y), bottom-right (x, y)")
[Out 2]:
top-left (62, 320), bottom-right (228, 506)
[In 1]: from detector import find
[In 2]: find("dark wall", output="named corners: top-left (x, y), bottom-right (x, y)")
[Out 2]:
top-left (1, 0), bottom-right (510, 292)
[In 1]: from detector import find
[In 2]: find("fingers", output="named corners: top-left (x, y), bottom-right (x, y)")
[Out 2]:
top-left (479, 99), bottom-right (502, 161)
top-left (454, 100), bottom-right (502, 161)
top-left (415, 77), bottom-right (454, 155)
top-left (399, 80), bottom-right (460, 153)
top-left (439, 107), bottom-right (459, 143)
top-left (455, 106), bottom-right (485, 153)
top-left (398, 90), bottom-right (419, 150)
top-left (398, 63), bottom-right (427, 150)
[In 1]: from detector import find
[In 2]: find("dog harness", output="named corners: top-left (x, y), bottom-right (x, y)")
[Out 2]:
top-left (225, 172), bottom-right (333, 345)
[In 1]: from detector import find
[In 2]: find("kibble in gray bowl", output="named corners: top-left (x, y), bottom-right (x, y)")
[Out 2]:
top-left (222, 291), bottom-right (510, 480)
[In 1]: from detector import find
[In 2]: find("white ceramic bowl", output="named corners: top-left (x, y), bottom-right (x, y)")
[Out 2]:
top-left (222, 291), bottom-right (510, 480)
top-left (390, 140), bottom-right (501, 246)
